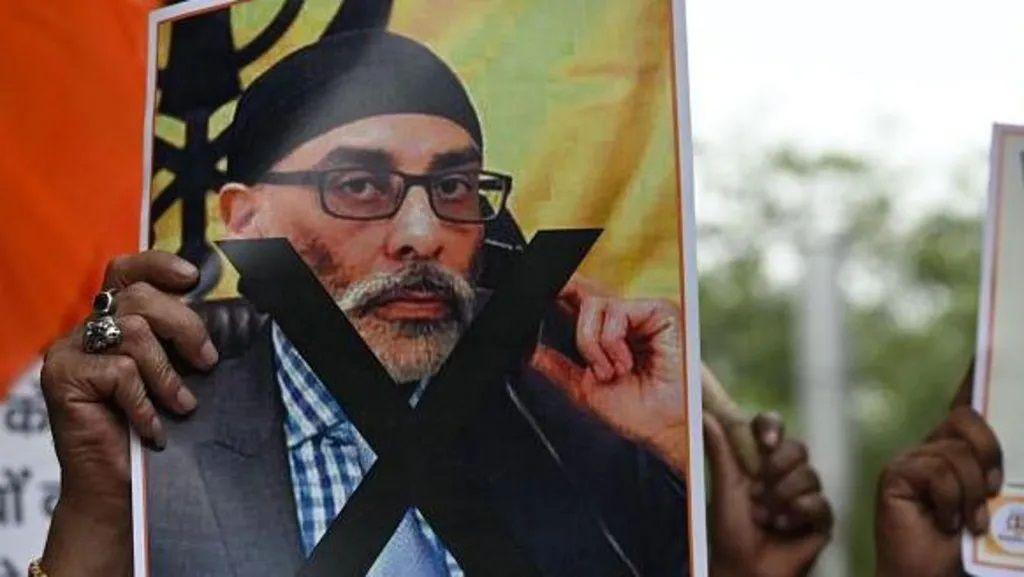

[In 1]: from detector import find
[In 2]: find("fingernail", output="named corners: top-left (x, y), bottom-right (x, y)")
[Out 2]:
top-left (974, 506), bottom-right (990, 534)
top-left (774, 514), bottom-right (789, 531)
top-left (174, 259), bottom-right (199, 279)
top-left (200, 339), bottom-right (219, 368)
top-left (177, 387), bottom-right (198, 413)
top-left (763, 430), bottom-right (779, 449)
top-left (987, 469), bottom-right (1003, 495)
top-left (150, 416), bottom-right (166, 450)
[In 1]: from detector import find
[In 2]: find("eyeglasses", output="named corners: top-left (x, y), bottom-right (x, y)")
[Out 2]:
top-left (257, 167), bottom-right (513, 224)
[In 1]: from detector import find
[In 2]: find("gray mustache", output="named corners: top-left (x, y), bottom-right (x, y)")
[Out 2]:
top-left (336, 263), bottom-right (476, 324)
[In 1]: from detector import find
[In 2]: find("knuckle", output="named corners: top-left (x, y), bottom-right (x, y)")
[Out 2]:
top-left (776, 439), bottom-right (807, 464)
top-left (129, 388), bottom-right (154, 420)
top-left (107, 356), bottom-right (137, 382)
top-left (105, 254), bottom-right (132, 280)
top-left (155, 358), bottom-right (183, 390)
top-left (181, 310), bottom-right (209, 340)
top-left (879, 459), bottom-right (908, 487)
top-left (123, 280), bottom-right (156, 302)
top-left (794, 441), bottom-right (809, 462)
top-left (935, 472), bottom-right (961, 503)
top-left (575, 331), bottom-right (597, 351)
top-left (39, 352), bottom-right (64, 390)
top-left (118, 314), bottom-right (149, 337)
top-left (582, 297), bottom-right (605, 315)
top-left (599, 332), bottom-right (619, 348)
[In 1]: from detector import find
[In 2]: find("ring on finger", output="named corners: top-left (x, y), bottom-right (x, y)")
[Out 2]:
top-left (82, 289), bottom-right (123, 354)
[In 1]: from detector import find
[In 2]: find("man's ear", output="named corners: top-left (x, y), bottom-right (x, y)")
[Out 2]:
top-left (219, 182), bottom-right (260, 237)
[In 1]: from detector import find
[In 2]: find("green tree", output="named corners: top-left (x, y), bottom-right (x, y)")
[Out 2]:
top-left (697, 144), bottom-right (984, 576)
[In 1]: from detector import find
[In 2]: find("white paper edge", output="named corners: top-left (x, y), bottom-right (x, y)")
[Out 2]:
top-left (670, 1), bottom-right (709, 576)
top-left (962, 124), bottom-right (1023, 577)
top-left (130, 1), bottom-right (709, 575)
top-left (131, 3), bottom-right (239, 576)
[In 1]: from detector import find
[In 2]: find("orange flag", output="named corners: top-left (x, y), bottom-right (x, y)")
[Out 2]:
top-left (0, 0), bottom-right (158, 397)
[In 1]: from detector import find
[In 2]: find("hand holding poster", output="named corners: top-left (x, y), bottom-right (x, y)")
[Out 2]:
top-left (965, 124), bottom-right (1024, 576)
top-left (133, 1), bottom-right (706, 576)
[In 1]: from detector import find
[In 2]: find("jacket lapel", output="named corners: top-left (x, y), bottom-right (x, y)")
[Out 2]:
top-left (467, 377), bottom-right (641, 577)
top-left (196, 326), bottom-right (305, 577)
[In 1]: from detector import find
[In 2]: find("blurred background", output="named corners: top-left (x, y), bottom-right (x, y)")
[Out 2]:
top-left (688, 1), bottom-right (1024, 575)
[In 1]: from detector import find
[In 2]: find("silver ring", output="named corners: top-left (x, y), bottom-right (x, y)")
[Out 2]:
top-left (83, 289), bottom-right (123, 354)
top-left (92, 288), bottom-right (119, 316)
top-left (83, 315), bottom-right (124, 354)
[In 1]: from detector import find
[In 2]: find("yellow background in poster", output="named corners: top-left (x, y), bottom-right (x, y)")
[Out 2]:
top-left (153, 0), bottom-right (684, 302)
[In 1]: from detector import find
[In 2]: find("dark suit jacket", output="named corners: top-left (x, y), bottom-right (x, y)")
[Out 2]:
top-left (147, 300), bottom-right (688, 577)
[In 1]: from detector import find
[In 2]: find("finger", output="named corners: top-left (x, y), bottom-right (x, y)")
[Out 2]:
top-left (599, 305), bottom-right (633, 376)
top-left (752, 412), bottom-right (785, 453)
top-left (575, 298), bottom-right (615, 381)
top-left (786, 492), bottom-right (834, 533)
top-left (929, 406), bottom-right (1003, 494)
top-left (917, 440), bottom-right (990, 534)
top-left (84, 354), bottom-right (166, 449)
top-left (761, 439), bottom-right (808, 482)
top-left (103, 251), bottom-right (199, 292)
top-left (622, 299), bottom-right (679, 341)
top-left (883, 453), bottom-right (964, 533)
top-left (950, 358), bottom-right (975, 409)
top-left (925, 459), bottom-right (966, 534)
top-left (556, 274), bottom-right (614, 312)
top-left (765, 464), bottom-right (822, 505)
top-left (117, 281), bottom-right (218, 370)
top-left (529, 345), bottom-right (590, 406)
top-left (112, 314), bottom-right (197, 415)
top-left (703, 412), bottom-right (747, 494)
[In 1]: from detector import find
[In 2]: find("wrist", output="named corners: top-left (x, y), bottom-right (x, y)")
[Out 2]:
top-left (648, 423), bottom-right (688, 478)
top-left (41, 492), bottom-right (131, 577)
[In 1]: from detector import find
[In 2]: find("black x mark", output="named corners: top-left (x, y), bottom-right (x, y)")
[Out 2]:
top-left (219, 229), bottom-right (600, 577)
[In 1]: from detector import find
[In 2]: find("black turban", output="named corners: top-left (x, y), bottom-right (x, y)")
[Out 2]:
top-left (227, 30), bottom-right (482, 184)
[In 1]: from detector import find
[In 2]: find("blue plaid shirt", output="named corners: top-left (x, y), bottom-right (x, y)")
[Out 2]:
top-left (272, 323), bottom-right (463, 575)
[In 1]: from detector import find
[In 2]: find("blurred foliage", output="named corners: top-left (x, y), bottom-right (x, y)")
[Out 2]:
top-left (697, 145), bottom-right (983, 576)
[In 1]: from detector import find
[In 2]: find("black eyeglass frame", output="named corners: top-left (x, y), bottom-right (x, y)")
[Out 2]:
top-left (257, 167), bottom-right (513, 224)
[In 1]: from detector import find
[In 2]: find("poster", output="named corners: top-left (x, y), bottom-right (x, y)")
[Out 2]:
top-left (966, 124), bottom-right (1024, 576)
top-left (133, 1), bottom-right (704, 576)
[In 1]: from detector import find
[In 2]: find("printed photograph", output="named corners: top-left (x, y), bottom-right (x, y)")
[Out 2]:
top-left (137, 1), bottom-right (705, 576)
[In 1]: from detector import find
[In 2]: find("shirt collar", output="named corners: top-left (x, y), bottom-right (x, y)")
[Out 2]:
top-left (272, 322), bottom-right (349, 448)
top-left (271, 321), bottom-right (432, 448)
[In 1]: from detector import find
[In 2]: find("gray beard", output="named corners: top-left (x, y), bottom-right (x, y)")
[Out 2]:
top-left (334, 264), bottom-right (476, 383)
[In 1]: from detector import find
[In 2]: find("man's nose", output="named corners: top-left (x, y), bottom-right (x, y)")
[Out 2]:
top-left (385, 186), bottom-right (444, 261)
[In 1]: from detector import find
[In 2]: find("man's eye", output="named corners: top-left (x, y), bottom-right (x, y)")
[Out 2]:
top-left (434, 176), bottom-right (473, 199)
top-left (330, 174), bottom-right (386, 198)
top-left (342, 178), bottom-right (376, 195)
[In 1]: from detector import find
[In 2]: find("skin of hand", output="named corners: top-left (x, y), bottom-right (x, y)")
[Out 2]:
top-left (528, 276), bottom-right (833, 577)
top-left (705, 412), bottom-right (834, 577)
top-left (874, 363), bottom-right (1004, 577)
top-left (528, 275), bottom-right (688, 476)
top-left (39, 251), bottom-right (217, 577)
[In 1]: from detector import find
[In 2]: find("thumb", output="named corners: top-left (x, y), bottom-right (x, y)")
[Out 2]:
top-left (529, 344), bottom-right (588, 404)
top-left (703, 411), bottom-right (747, 497)
top-left (950, 357), bottom-right (975, 409)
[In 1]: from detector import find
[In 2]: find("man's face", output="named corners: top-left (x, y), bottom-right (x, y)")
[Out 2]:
top-left (220, 113), bottom-right (485, 382)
